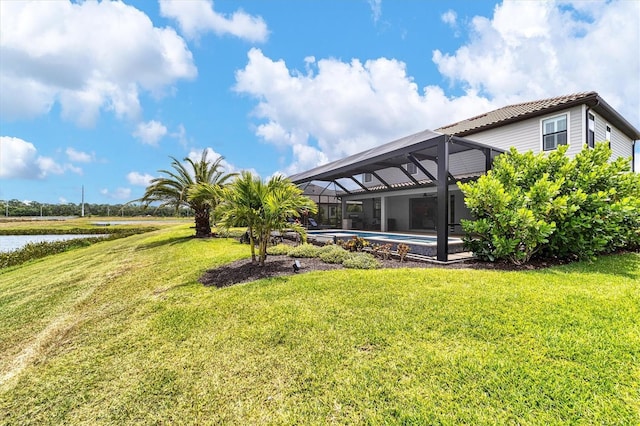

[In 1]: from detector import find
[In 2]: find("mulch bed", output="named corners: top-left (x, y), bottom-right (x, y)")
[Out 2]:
top-left (199, 238), bottom-right (639, 288)
top-left (198, 251), bottom-right (569, 288)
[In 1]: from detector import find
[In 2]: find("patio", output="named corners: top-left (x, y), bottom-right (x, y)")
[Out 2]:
top-left (289, 129), bottom-right (504, 261)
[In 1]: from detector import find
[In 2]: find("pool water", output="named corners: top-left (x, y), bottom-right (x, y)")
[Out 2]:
top-left (307, 230), bottom-right (458, 245)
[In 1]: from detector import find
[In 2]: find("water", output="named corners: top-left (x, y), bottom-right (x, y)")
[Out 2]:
top-left (308, 230), bottom-right (454, 244)
top-left (0, 234), bottom-right (106, 253)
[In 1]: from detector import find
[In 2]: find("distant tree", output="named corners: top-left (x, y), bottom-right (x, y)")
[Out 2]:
top-left (135, 151), bottom-right (236, 237)
top-left (217, 172), bottom-right (317, 266)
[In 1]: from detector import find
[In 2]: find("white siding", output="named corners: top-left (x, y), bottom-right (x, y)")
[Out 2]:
top-left (462, 105), bottom-right (585, 156)
top-left (590, 110), bottom-right (634, 161)
top-left (461, 104), bottom-right (635, 162)
top-left (449, 150), bottom-right (486, 176)
top-left (594, 112), bottom-right (607, 142)
top-left (566, 106), bottom-right (583, 157)
top-left (609, 127), bottom-right (634, 162)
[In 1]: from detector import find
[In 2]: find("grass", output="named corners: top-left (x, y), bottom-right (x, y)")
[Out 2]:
top-left (0, 221), bottom-right (638, 424)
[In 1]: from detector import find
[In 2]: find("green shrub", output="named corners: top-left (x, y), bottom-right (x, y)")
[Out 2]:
top-left (318, 244), bottom-right (351, 264)
top-left (460, 143), bottom-right (640, 264)
top-left (342, 252), bottom-right (381, 269)
top-left (543, 144), bottom-right (640, 257)
top-left (266, 243), bottom-right (292, 255)
top-left (0, 226), bottom-right (156, 236)
top-left (1, 238), bottom-right (100, 269)
top-left (288, 243), bottom-right (321, 258)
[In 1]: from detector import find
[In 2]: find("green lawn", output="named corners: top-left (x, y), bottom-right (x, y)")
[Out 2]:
top-left (1, 223), bottom-right (638, 425)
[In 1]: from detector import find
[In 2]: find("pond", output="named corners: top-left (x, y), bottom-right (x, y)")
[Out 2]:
top-left (0, 234), bottom-right (107, 253)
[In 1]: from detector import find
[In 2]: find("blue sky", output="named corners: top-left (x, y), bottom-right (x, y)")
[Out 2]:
top-left (1, 0), bottom-right (639, 205)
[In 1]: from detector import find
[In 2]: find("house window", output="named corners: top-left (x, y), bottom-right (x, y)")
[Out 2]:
top-left (587, 112), bottom-right (595, 148)
top-left (542, 114), bottom-right (567, 151)
top-left (405, 162), bottom-right (418, 175)
top-left (363, 173), bottom-right (372, 183)
top-left (606, 125), bottom-right (611, 143)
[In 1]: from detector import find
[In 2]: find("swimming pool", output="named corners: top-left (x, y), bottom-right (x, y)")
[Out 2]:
top-left (307, 230), bottom-right (465, 257)
top-left (307, 230), bottom-right (459, 245)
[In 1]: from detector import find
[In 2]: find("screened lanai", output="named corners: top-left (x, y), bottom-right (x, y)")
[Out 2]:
top-left (287, 129), bottom-right (504, 261)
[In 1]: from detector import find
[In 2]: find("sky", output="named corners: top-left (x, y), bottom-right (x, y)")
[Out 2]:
top-left (1, 0), bottom-right (639, 205)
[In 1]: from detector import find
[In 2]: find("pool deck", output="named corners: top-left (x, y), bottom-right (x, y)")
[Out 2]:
top-left (306, 229), bottom-right (470, 261)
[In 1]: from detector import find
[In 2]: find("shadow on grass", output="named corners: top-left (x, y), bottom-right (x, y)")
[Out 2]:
top-left (139, 235), bottom-right (195, 250)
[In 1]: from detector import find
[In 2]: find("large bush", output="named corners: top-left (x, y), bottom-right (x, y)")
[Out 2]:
top-left (459, 143), bottom-right (639, 264)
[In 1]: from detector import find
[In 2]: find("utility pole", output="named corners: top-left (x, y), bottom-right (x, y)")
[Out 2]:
top-left (81, 185), bottom-right (85, 217)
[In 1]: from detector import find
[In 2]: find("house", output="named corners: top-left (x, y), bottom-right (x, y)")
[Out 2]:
top-left (289, 92), bottom-right (640, 261)
top-left (436, 91), bottom-right (638, 166)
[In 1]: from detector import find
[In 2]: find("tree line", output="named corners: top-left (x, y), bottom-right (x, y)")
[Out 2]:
top-left (1, 199), bottom-right (190, 218)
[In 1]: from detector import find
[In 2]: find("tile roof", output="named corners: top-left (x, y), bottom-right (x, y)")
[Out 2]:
top-left (436, 92), bottom-right (598, 136)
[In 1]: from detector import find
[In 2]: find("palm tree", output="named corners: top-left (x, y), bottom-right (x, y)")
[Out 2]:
top-left (136, 151), bottom-right (236, 237)
top-left (216, 171), bottom-right (263, 262)
top-left (217, 172), bottom-right (317, 266)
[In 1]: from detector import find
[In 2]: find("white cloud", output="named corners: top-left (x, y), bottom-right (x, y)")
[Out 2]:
top-left (0, 1), bottom-right (196, 126)
top-left (368, 0), bottom-right (382, 23)
top-left (0, 136), bottom-right (70, 179)
top-left (441, 10), bottom-right (457, 27)
top-left (66, 147), bottom-right (94, 163)
top-left (159, 0), bottom-right (268, 42)
top-left (234, 48), bottom-right (493, 172)
top-left (133, 120), bottom-right (168, 146)
top-left (65, 164), bottom-right (83, 175)
top-left (187, 148), bottom-right (239, 174)
top-left (170, 123), bottom-right (188, 147)
top-left (234, 1), bottom-right (639, 175)
top-left (432, 0), bottom-right (640, 124)
top-left (127, 171), bottom-right (155, 186)
top-left (100, 187), bottom-right (132, 200)
top-left (36, 157), bottom-right (66, 176)
top-left (285, 144), bottom-right (329, 176)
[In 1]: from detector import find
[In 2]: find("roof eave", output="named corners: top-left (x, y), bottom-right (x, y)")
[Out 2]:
top-left (449, 93), bottom-right (600, 137)
top-left (589, 95), bottom-right (640, 140)
top-left (447, 93), bottom-right (640, 140)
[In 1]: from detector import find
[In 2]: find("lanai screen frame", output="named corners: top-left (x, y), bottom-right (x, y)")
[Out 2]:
top-left (288, 129), bottom-right (504, 262)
